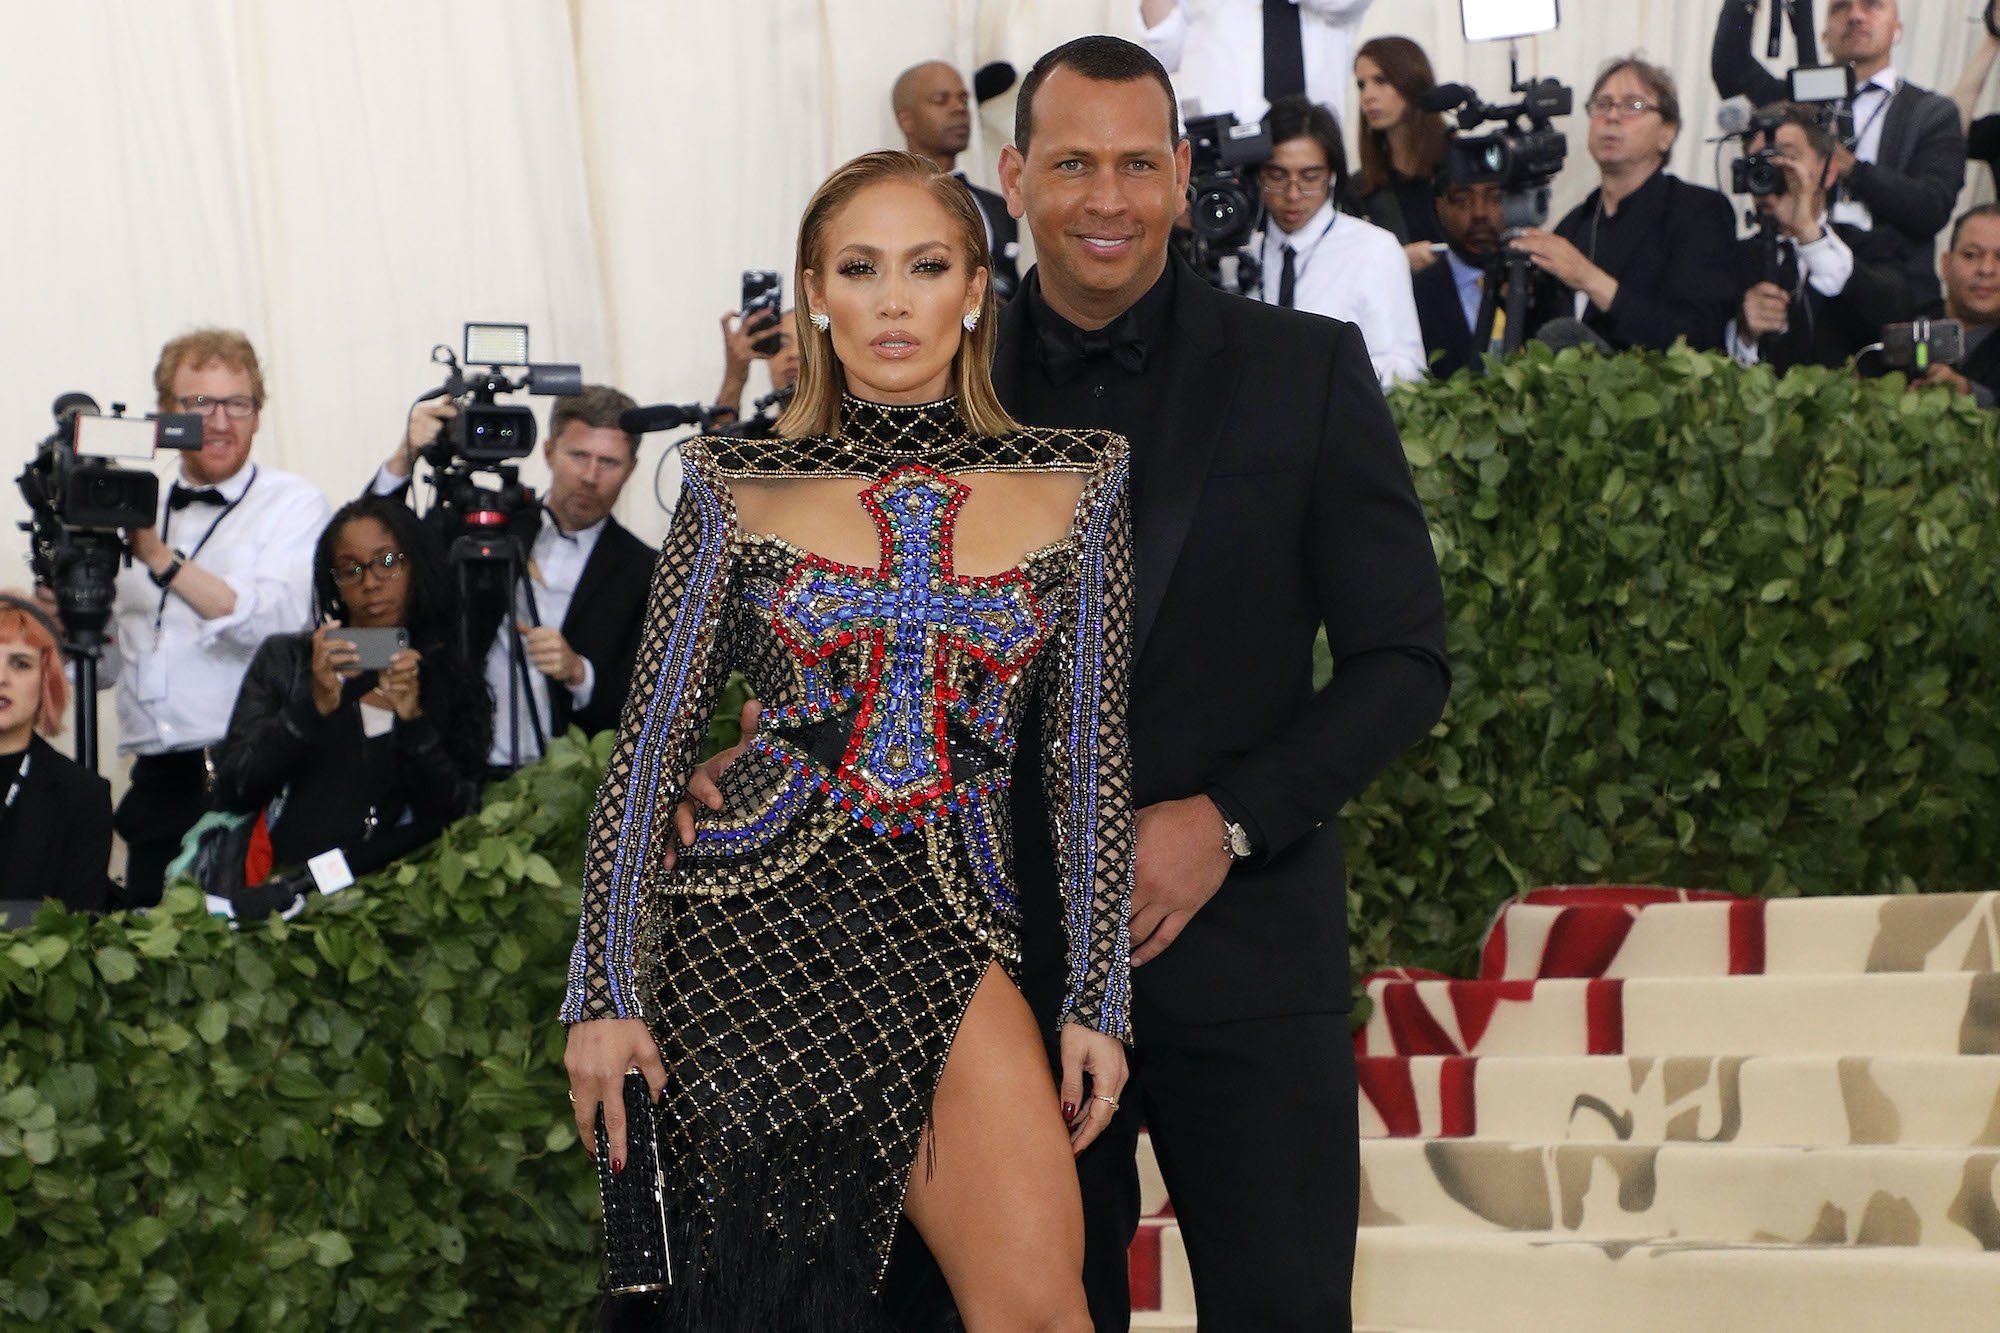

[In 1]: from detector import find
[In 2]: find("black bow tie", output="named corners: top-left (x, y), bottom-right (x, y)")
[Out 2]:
top-left (1035, 313), bottom-right (1149, 385)
top-left (167, 483), bottom-right (226, 511)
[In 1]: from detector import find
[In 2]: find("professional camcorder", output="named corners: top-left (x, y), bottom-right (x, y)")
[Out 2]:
top-left (1426, 74), bottom-right (1572, 231)
top-left (1181, 110), bottom-right (1274, 292)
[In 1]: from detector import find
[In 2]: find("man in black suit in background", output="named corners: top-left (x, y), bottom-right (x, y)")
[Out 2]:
top-left (1713, 0), bottom-right (1965, 308)
top-left (1413, 176), bottom-right (1505, 378)
top-left (992, 35), bottom-right (1449, 1332)
top-left (371, 385), bottom-right (656, 770)
top-left (1913, 204), bottom-right (2000, 404)
top-left (894, 60), bottom-right (1021, 301)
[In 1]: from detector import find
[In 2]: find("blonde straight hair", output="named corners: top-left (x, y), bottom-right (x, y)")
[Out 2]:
top-left (778, 150), bottom-right (1019, 439)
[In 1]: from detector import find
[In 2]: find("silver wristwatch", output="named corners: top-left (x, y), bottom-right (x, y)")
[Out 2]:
top-left (1221, 818), bottom-right (1253, 863)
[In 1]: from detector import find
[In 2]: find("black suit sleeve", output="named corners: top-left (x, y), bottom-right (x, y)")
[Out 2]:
top-left (1711, 0), bottom-right (1787, 104)
top-left (1971, 115), bottom-right (2000, 174)
top-left (1601, 187), bottom-right (1740, 352)
top-left (56, 770), bottom-right (115, 913)
top-left (1830, 245), bottom-right (1914, 348)
top-left (1845, 97), bottom-right (1967, 249)
top-left (1206, 322), bottom-right (1450, 860)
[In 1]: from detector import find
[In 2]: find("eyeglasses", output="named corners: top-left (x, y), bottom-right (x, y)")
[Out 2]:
top-left (1585, 97), bottom-right (1662, 121)
top-left (329, 551), bottom-right (410, 587)
top-left (1256, 166), bottom-right (1331, 198)
top-left (175, 394), bottom-right (261, 419)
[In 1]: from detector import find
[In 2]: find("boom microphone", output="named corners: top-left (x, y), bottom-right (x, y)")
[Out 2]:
top-left (619, 402), bottom-right (713, 435)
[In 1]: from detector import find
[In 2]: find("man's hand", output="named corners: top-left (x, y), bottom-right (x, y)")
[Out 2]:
top-left (519, 622), bottom-right (586, 688)
top-left (388, 399), bottom-right (459, 480)
top-left (1510, 227), bottom-right (1618, 313)
top-left (721, 310), bottom-right (778, 377)
top-left (1739, 281), bottom-right (1792, 339)
top-left (1913, 364), bottom-right (1975, 396)
top-left (673, 699), bottom-right (761, 848)
top-left (127, 525), bottom-right (170, 577)
top-left (1129, 795), bottom-right (1234, 966)
top-left (1405, 241), bottom-right (1440, 273)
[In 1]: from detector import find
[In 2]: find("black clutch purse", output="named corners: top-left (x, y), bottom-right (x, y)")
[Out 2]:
top-left (594, 1069), bottom-right (674, 1294)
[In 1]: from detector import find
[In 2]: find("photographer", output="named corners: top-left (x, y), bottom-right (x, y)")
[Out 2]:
top-left (1727, 103), bottom-right (1912, 373)
top-left (1911, 205), bottom-right (2000, 405)
top-left (1712, 0), bottom-right (1964, 308)
top-left (0, 594), bottom-right (113, 911)
top-left (209, 500), bottom-right (490, 878)
top-left (714, 307), bottom-right (800, 433)
top-left (1513, 57), bottom-right (1738, 353)
top-left (60, 329), bottom-right (331, 907)
top-left (1250, 93), bottom-right (1425, 386)
top-left (1412, 176), bottom-right (1504, 379)
top-left (373, 384), bottom-right (655, 771)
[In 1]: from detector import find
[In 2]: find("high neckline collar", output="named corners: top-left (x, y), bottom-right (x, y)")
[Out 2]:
top-left (834, 393), bottom-right (975, 456)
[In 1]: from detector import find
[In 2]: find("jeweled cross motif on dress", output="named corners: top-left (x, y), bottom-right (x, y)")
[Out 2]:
top-left (767, 464), bottom-right (1043, 832)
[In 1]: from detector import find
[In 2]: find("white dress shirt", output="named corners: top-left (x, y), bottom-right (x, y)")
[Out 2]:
top-left (1139, 0), bottom-right (1375, 123)
top-left (1724, 217), bottom-right (1855, 365)
top-left (1832, 69), bottom-right (1897, 233)
top-left (1252, 200), bottom-right (1427, 386)
top-left (485, 508), bottom-right (604, 767)
top-left (105, 460), bottom-right (330, 755)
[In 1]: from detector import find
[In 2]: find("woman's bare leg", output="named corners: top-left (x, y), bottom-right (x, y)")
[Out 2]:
top-left (902, 962), bottom-right (1092, 1332)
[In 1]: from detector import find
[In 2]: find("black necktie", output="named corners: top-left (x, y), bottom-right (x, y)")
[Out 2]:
top-left (1278, 244), bottom-right (1298, 309)
top-left (167, 483), bottom-right (226, 511)
top-left (1034, 312), bottom-right (1149, 385)
top-left (1263, 0), bottom-right (1307, 104)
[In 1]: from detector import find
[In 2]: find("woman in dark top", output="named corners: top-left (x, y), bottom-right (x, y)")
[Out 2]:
top-left (1511, 55), bottom-right (1738, 353)
top-left (210, 498), bottom-right (491, 878)
top-left (0, 594), bottom-right (113, 910)
top-left (1355, 36), bottom-right (1450, 270)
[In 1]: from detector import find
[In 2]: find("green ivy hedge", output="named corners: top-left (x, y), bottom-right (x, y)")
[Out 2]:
top-left (4, 350), bottom-right (1997, 1327)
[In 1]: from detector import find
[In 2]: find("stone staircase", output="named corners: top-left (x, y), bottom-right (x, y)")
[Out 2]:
top-left (1129, 887), bottom-right (2000, 1331)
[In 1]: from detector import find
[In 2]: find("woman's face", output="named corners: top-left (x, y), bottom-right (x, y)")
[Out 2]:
top-left (804, 179), bottom-right (987, 407)
top-left (1355, 57), bottom-right (1408, 132)
top-left (0, 637), bottom-right (43, 742)
top-left (330, 517), bottom-right (410, 629)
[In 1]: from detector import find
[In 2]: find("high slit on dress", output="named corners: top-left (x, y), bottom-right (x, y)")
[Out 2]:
top-left (562, 396), bottom-right (1137, 1321)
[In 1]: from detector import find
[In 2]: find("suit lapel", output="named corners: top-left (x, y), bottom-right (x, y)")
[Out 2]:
top-left (1878, 85), bottom-right (1914, 174)
top-left (563, 516), bottom-right (626, 634)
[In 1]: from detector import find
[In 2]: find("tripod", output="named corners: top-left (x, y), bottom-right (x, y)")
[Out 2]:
top-left (452, 523), bottom-right (548, 771)
top-left (48, 530), bottom-right (125, 774)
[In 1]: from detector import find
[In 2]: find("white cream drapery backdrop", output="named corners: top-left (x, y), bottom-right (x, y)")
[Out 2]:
top-left (2, 0), bottom-right (1992, 774)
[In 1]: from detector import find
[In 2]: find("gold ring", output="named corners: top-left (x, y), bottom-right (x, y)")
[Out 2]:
top-left (1094, 1094), bottom-right (1119, 1109)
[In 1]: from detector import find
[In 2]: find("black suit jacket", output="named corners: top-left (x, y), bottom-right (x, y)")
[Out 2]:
top-left (1735, 222), bottom-right (1913, 372)
top-left (1413, 255), bottom-right (1482, 379)
top-left (1712, 3), bottom-right (1965, 308)
top-left (2, 735), bottom-right (114, 911)
top-left (372, 476), bottom-right (657, 738)
top-left (998, 260), bottom-right (1451, 1025)
top-left (963, 178), bottom-right (1021, 302)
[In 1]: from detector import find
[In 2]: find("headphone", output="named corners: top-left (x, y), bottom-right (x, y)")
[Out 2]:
top-left (0, 594), bottom-right (65, 654)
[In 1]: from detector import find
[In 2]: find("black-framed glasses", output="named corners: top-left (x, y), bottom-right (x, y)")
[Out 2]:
top-left (1585, 97), bottom-right (1662, 120)
top-left (1256, 166), bottom-right (1331, 198)
top-left (175, 394), bottom-right (261, 419)
top-left (329, 551), bottom-right (410, 587)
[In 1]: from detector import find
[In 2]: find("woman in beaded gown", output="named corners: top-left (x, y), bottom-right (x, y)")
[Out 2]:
top-left (562, 150), bottom-right (1134, 1331)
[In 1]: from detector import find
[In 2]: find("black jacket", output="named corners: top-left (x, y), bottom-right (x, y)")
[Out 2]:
top-left (1535, 170), bottom-right (1740, 353)
top-left (1, 735), bottom-right (113, 911)
top-left (210, 633), bottom-right (489, 876)
top-left (1413, 252), bottom-right (1484, 379)
top-left (1735, 222), bottom-right (1913, 372)
top-left (1712, 1), bottom-right (1965, 307)
top-left (998, 259), bottom-right (1451, 1024)
top-left (964, 179), bottom-right (1021, 302)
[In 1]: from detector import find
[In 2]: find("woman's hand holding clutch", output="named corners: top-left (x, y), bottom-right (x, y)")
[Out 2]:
top-left (1059, 1023), bottom-right (1129, 1155)
top-left (565, 1019), bottom-right (668, 1172)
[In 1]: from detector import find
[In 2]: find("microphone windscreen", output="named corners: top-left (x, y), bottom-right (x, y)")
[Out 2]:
top-left (1420, 83), bottom-right (1476, 114)
top-left (619, 403), bottom-right (704, 434)
top-left (1715, 95), bottom-right (1754, 136)
top-left (974, 61), bottom-right (1016, 103)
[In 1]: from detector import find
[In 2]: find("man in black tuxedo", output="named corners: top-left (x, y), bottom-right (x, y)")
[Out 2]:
top-left (893, 60), bottom-right (1021, 302)
top-left (1713, 0), bottom-right (1965, 308)
top-left (1913, 205), bottom-right (2000, 404)
top-left (1413, 176), bottom-right (1504, 378)
top-left (1728, 103), bottom-right (1911, 373)
top-left (370, 385), bottom-right (656, 769)
top-left (991, 35), bottom-right (1449, 1332)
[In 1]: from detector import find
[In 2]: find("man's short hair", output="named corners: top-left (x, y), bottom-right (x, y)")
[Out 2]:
top-left (1263, 95), bottom-right (1351, 199)
top-left (1014, 35), bottom-right (1179, 152)
top-left (1951, 203), bottom-right (2000, 249)
top-left (548, 385), bottom-right (639, 456)
top-left (153, 328), bottom-right (265, 408)
top-left (1753, 102), bottom-right (1837, 164)
top-left (1591, 55), bottom-right (1682, 132)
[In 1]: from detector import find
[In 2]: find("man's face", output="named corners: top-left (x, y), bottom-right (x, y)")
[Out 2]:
top-left (1750, 123), bottom-right (1831, 219)
top-left (1257, 136), bottom-right (1332, 235)
top-left (1944, 215), bottom-right (2000, 326)
top-left (164, 358), bottom-right (259, 486)
top-left (1436, 182), bottom-right (1503, 259)
top-left (998, 67), bottom-right (1190, 321)
top-left (770, 310), bottom-right (801, 390)
top-left (543, 422), bottom-right (635, 533)
top-left (896, 64), bottom-right (971, 161)
top-left (1825, 0), bottom-right (1898, 68)
top-left (1586, 68), bottom-right (1675, 175)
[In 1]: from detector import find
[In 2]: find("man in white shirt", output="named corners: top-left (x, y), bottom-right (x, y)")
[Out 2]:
top-left (95, 329), bottom-right (330, 906)
top-left (1138, 0), bottom-right (1374, 124)
top-left (375, 385), bottom-right (656, 774)
top-left (1248, 94), bottom-right (1425, 386)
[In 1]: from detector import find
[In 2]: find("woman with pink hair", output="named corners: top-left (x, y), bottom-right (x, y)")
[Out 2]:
top-left (0, 593), bottom-right (113, 910)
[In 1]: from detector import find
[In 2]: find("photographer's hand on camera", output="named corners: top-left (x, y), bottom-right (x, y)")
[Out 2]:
top-left (1739, 281), bottom-right (1792, 340)
top-left (1913, 364), bottom-right (1976, 397)
top-left (386, 399), bottom-right (459, 480)
top-left (1510, 228), bottom-right (1618, 314)
top-left (310, 621), bottom-right (361, 716)
top-left (374, 648), bottom-right (423, 722)
top-left (715, 309), bottom-right (778, 425)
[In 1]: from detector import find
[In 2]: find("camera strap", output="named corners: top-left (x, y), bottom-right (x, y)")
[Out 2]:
top-left (2, 750), bottom-right (28, 814)
top-left (155, 465), bottom-right (259, 630)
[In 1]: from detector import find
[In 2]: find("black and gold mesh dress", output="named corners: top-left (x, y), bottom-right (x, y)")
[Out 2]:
top-left (561, 394), bottom-right (1136, 1316)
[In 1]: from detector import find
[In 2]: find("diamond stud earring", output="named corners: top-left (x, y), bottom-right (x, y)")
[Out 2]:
top-left (962, 311), bottom-right (980, 332)
top-left (810, 311), bottom-right (831, 332)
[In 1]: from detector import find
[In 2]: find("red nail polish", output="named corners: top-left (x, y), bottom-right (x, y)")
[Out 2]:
top-left (613, 1156), bottom-right (624, 1173)
top-left (1062, 1102), bottom-right (1076, 1122)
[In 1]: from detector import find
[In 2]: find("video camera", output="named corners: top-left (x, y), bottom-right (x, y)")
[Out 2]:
top-left (1427, 74), bottom-right (1572, 231)
top-left (1181, 110), bottom-right (1274, 293)
top-left (416, 323), bottom-right (579, 547)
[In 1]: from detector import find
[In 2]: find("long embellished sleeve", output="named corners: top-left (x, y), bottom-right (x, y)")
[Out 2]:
top-left (561, 444), bottom-right (738, 1023)
top-left (1037, 443), bottom-right (1138, 1041)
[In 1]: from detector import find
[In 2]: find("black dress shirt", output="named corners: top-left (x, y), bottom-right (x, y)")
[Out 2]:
top-left (1539, 169), bottom-right (1739, 352)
